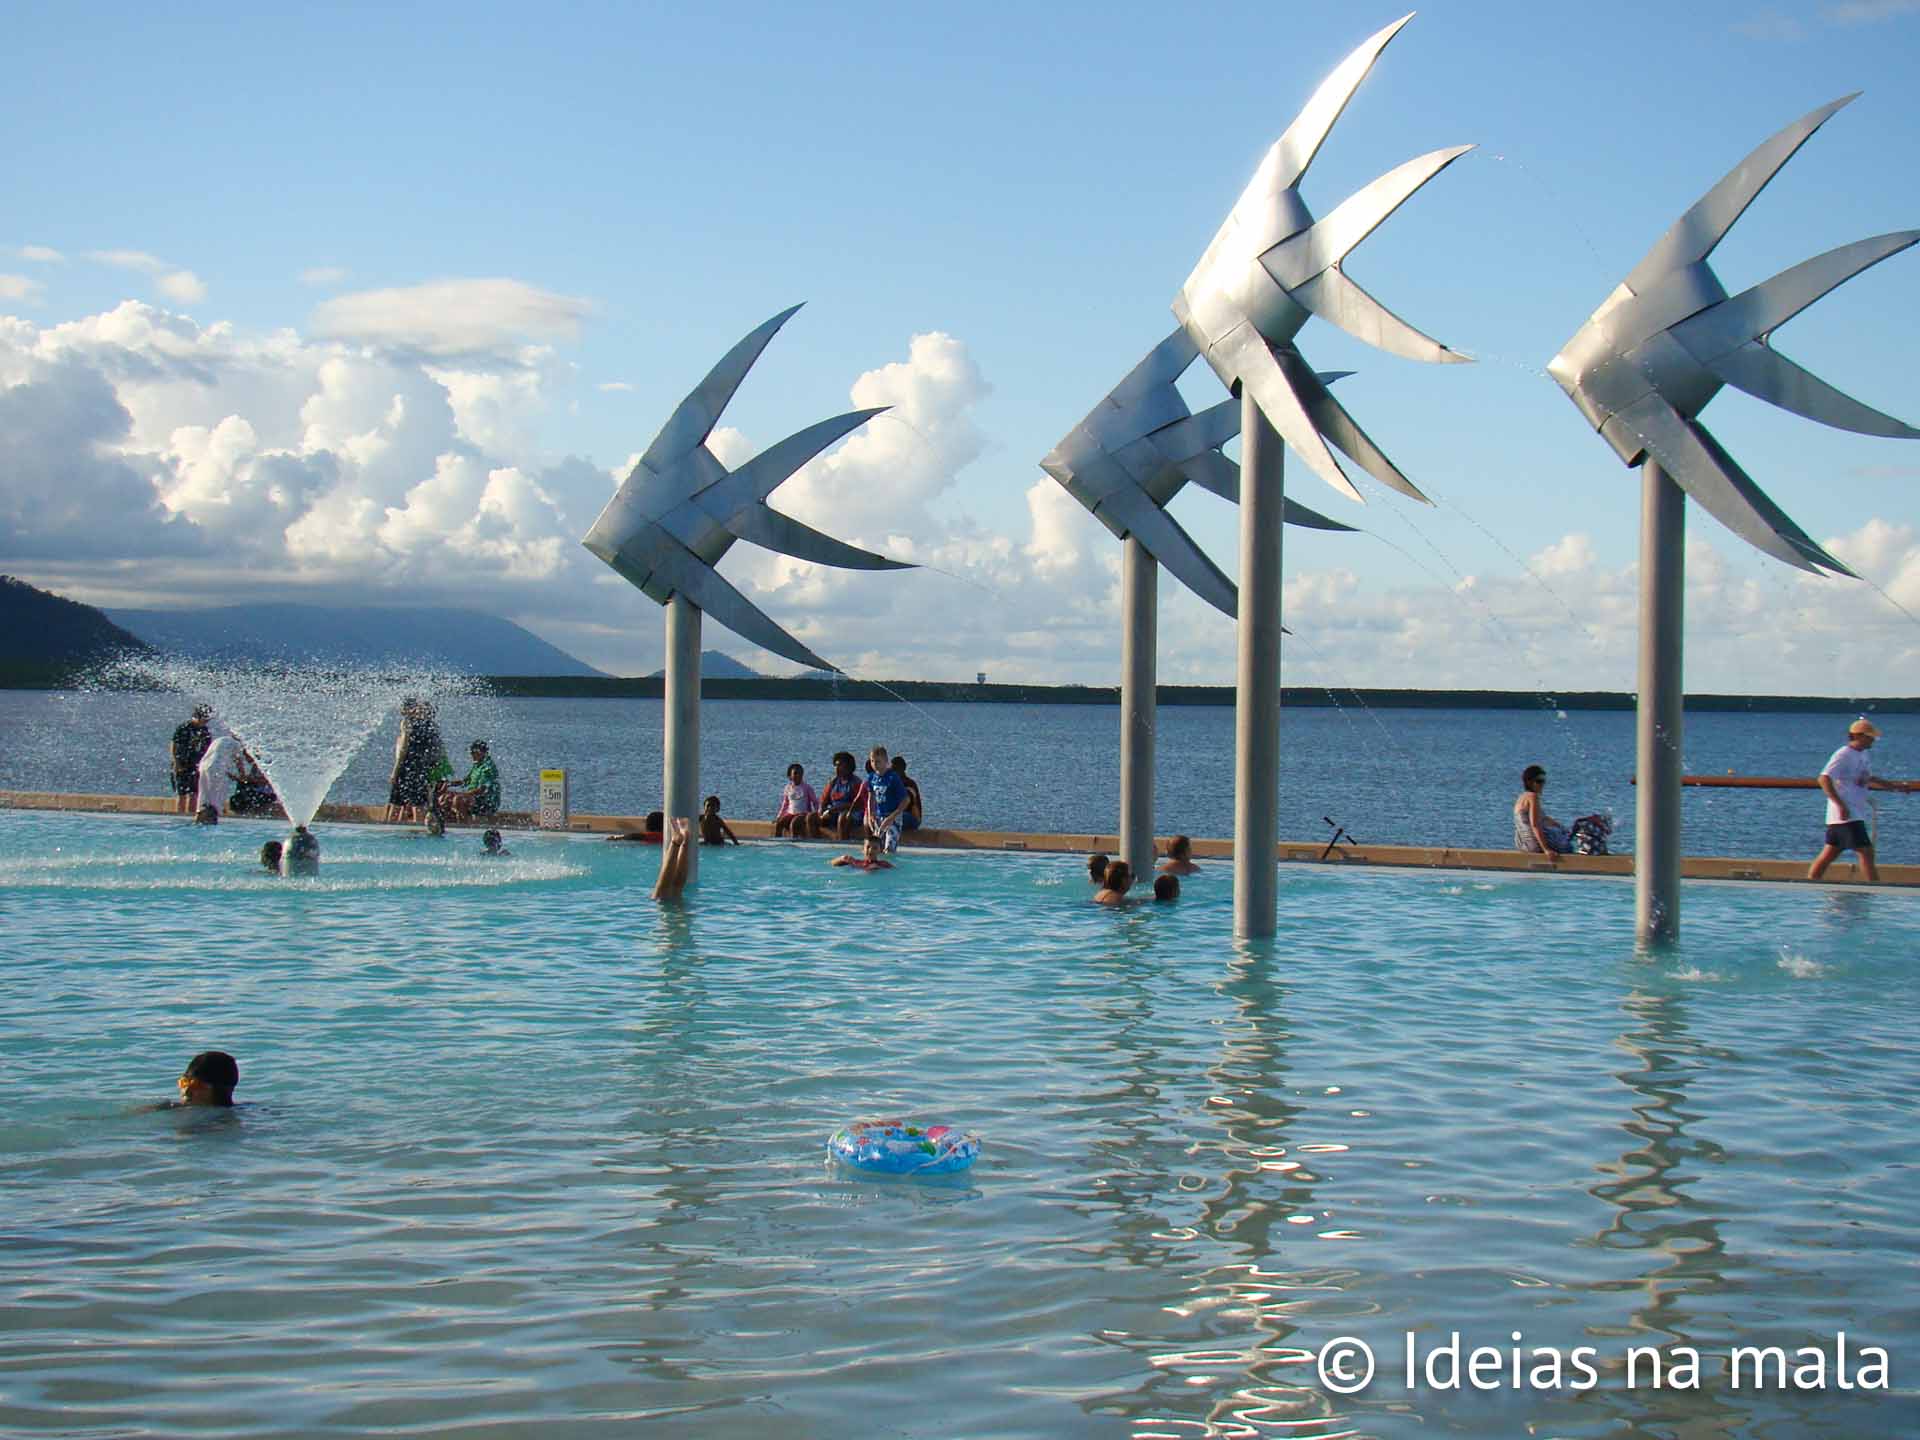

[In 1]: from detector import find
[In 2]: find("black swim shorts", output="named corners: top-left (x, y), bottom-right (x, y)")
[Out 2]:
top-left (1825, 820), bottom-right (1872, 852)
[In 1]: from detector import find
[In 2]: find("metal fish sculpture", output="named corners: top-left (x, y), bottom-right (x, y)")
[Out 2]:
top-left (583, 305), bottom-right (909, 671)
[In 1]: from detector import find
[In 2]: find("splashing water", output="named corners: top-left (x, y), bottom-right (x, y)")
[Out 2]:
top-left (1777, 948), bottom-right (1824, 979)
top-left (93, 656), bottom-right (488, 828)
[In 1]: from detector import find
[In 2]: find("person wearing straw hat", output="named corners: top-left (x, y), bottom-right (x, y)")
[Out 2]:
top-left (1809, 719), bottom-right (1887, 883)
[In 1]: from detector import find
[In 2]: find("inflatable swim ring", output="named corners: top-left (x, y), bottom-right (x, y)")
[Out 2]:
top-left (827, 1117), bottom-right (980, 1175)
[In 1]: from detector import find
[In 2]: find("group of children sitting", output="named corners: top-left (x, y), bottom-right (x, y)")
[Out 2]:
top-left (772, 747), bottom-right (923, 844)
top-left (1087, 834), bottom-right (1196, 905)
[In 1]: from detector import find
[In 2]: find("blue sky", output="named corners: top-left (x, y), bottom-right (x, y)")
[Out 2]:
top-left (5, 0), bottom-right (1920, 691)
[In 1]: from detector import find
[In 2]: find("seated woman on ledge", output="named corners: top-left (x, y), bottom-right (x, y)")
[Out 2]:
top-left (1514, 764), bottom-right (1573, 855)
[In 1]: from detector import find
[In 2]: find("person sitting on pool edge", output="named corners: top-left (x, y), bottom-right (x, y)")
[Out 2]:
top-left (653, 817), bottom-right (693, 900)
top-left (1153, 874), bottom-right (1180, 901)
top-left (773, 763), bottom-right (819, 838)
top-left (442, 740), bottom-right (501, 822)
top-left (817, 752), bottom-right (863, 840)
top-left (890, 754), bottom-right (923, 832)
top-left (1095, 859), bottom-right (1135, 906)
top-left (1158, 835), bottom-right (1199, 876)
top-left (700, 795), bottom-right (741, 846)
top-left (176, 1050), bottom-right (239, 1107)
top-left (1514, 764), bottom-right (1572, 855)
top-left (1087, 853), bottom-right (1109, 885)
top-left (831, 835), bottom-right (894, 871)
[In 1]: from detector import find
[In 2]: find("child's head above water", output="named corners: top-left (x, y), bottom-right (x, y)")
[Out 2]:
top-left (179, 1050), bottom-right (239, 1106)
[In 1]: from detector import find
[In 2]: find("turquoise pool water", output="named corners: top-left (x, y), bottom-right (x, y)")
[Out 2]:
top-left (2, 809), bottom-right (1915, 1437)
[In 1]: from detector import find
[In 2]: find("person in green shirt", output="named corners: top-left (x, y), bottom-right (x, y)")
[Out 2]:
top-left (445, 740), bottom-right (502, 821)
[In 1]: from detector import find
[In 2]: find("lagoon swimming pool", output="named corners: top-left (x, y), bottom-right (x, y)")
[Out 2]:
top-left (2, 809), bottom-right (1916, 1437)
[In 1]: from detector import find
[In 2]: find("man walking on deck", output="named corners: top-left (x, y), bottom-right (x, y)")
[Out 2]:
top-left (1809, 719), bottom-right (1887, 883)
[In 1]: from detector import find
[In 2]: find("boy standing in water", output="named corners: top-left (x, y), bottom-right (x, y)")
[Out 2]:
top-left (700, 796), bottom-right (741, 846)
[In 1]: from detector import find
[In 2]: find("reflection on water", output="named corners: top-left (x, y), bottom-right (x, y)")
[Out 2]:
top-left (1582, 987), bottom-right (1746, 1437)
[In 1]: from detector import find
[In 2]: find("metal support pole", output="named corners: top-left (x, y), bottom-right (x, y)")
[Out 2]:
top-left (1635, 460), bottom-right (1685, 944)
top-left (1235, 394), bottom-right (1285, 938)
top-left (664, 594), bottom-right (702, 885)
top-left (1119, 537), bottom-right (1158, 879)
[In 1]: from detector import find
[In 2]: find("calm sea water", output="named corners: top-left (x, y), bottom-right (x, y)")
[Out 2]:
top-left (1, 689), bottom-right (1909, 862)
top-left (0, 809), bottom-right (1914, 1438)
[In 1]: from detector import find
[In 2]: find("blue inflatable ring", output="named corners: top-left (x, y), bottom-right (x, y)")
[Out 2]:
top-left (828, 1117), bottom-right (981, 1175)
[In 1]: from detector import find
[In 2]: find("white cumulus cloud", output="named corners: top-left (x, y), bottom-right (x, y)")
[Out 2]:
top-left (311, 278), bottom-right (593, 356)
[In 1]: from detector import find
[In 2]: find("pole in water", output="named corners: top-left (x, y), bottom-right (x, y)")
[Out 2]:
top-left (1634, 461), bottom-right (1685, 945)
top-left (664, 594), bottom-right (702, 887)
top-left (1119, 537), bottom-right (1159, 879)
top-left (1234, 394), bottom-right (1284, 939)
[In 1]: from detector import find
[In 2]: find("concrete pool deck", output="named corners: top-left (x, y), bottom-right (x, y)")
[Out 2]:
top-left (3, 789), bottom-right (1904, 887)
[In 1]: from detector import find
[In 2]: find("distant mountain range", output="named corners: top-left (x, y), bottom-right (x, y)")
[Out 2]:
top-left (106, 603), bottom-right (607, 677)
top-left (0, 576), bottom-right (151, 682)
top-left (648, 650), bottom-right (764, 680)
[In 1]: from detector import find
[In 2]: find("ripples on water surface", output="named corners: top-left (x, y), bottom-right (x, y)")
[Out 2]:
top-left (2, 809), bottom-right (1915, 1437)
